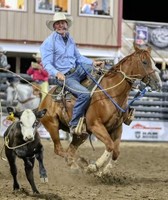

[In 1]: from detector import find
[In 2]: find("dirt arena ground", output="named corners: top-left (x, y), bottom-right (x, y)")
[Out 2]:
top-left (0, 137), bottom-right (168, 200)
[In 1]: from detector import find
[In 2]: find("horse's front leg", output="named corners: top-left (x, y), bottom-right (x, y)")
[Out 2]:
top-left (99, 125), bottom-right (123, 176)
top-left (86, 122), bottom-right (114, 173)
top-left (87, 149), bottom-right (111, 174)
top-left (111, 124), bottom-right (122, 161)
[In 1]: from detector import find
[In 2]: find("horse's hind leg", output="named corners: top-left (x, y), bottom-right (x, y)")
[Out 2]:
top-left (23, 157), bottom-right (39, 194)
top-left (66, 133), bottom-right (88, 170)
top-left (40, 116), bottom-right (66, 157)
top-left (35, 144), bottom-right (48, 183)
top-left (5, 149), bottom-right (20, 191)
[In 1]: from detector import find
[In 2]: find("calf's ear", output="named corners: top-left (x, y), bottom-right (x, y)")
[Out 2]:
top-left (6, 107), bottom-right (22, 118)
top-left (35, 108), bottom-right (47, 118)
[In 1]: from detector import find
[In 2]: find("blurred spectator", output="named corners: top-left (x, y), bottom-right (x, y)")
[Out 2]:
top-left (81, 0), bottom-right (98, 14)
top-left (38, 0), bottom-right (52, 10)
top-left (27, 52), bottom-right (49, 100)
top-left (0, 46), bottom-right (10, 70)
top-left (102, 0), bottom-right (109, 15)
top-left (161, 69), bottom-right (168, 82)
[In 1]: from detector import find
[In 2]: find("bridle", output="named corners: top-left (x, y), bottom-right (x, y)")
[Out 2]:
top-left (137, 50), bottom-right (158, 86)
top-left (118, 49), bottom-right (158, 87)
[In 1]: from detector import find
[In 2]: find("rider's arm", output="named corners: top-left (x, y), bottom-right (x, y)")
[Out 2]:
top-left (40, 34), bottom-right (59, 77)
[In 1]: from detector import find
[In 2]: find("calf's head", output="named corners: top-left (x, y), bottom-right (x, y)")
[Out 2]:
top-left (7, 107), bottom-right (47, 141)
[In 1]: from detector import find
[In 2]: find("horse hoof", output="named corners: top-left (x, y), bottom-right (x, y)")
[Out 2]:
top-left (94, 171), bottom-right (102, 177)
top-left (86, 164), bottom-right (98, 173)
top-left (70, 162), bottom-right (80, 174)
top-left (76, 156), bottom-right (89, 169)
top-left (40, 177), bottom-right (48, 183)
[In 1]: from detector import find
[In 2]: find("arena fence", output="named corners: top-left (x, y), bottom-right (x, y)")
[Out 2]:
top-left (0, 72), bottom-right (168, 121)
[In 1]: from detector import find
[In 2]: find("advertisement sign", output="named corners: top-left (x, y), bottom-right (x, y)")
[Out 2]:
top-left (122, 120), bottom-right (168, 141)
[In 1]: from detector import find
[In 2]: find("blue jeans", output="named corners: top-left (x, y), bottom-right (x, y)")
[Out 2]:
top-left (57, 64), bottom-right (92, 127)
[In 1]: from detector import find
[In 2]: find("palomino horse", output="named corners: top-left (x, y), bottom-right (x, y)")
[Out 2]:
top-left (38, 45), bottom-right (162, 175)
top-left (6, 79), bottom-right (41, 111)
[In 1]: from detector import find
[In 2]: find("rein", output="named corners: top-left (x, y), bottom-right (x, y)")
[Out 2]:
top-left (134, 50), bottom-right (157, 83)
top-left (80, 62), bottom-right (147, 113)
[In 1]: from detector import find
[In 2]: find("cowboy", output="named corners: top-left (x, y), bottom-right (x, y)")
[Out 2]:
top-left (27, 52), bottom-right (49, 100)
top-left (0, 46), bottom-right (10, 69)
top-left (40, 12), bottom-right (102, 134)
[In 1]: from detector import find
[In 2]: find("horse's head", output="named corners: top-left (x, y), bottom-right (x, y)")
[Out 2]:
top-left (7, 107), bottom-right (47, 142)
top-left (6, 79), bottom-right (19, 106)
top-left (132, 45), bottom-right (162, 91)
top-left (6, 85), bottom-right (17, 106)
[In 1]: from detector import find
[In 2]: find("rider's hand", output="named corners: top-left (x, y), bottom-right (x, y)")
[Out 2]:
top-left (56, 72), bottom-right (65, 81)
top-left (93, 60), bottom-right (105, 67)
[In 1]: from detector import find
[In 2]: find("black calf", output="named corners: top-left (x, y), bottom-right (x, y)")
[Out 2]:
top-left (4, 107), bottom-right (48, 194)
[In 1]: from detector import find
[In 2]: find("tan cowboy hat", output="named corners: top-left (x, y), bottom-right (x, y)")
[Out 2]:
top-left (46, 12), bottom-right (73, 31)
top-left (32, 52), bottom-right (41, 59)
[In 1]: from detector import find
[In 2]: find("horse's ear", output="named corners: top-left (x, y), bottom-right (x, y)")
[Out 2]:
top-left (133, 42), bottom-right (140, 51)
top-left (146, 44), bottom-right (152, 53)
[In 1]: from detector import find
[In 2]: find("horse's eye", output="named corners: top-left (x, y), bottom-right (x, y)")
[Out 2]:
top-left (142, 61), bottom-right (147, 65)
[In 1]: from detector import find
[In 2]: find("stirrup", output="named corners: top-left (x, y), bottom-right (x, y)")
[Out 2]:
top-left (73, 117), bottom-right (87, 135)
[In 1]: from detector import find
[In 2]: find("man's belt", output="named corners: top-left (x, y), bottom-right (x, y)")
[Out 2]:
top-left (65, 67), bottom-right (76, 76)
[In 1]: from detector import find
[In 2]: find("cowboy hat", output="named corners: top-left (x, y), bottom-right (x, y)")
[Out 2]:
top-left (46, 12), bottom-right (73, 31)
top-left (32, 52), bottom-right (41, 59)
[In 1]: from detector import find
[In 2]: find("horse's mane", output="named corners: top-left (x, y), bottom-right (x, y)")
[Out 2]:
top-left (107, 47), bottom-right (149, 74)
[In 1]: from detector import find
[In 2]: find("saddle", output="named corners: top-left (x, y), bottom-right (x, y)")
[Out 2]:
top-left (52, 68), bottom-right (105, 135)
top-left (52, 69), bottom-right (104, 102)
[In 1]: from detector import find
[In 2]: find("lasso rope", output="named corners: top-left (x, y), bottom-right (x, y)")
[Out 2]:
top-left (1, 120), bottom-right (36, 162)
top-left (0, 67), bottom-right (138, 95)
top-left (0, 66), bottom-right (144, 112)
top-left (0, 67), bottom-right (50, 96)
